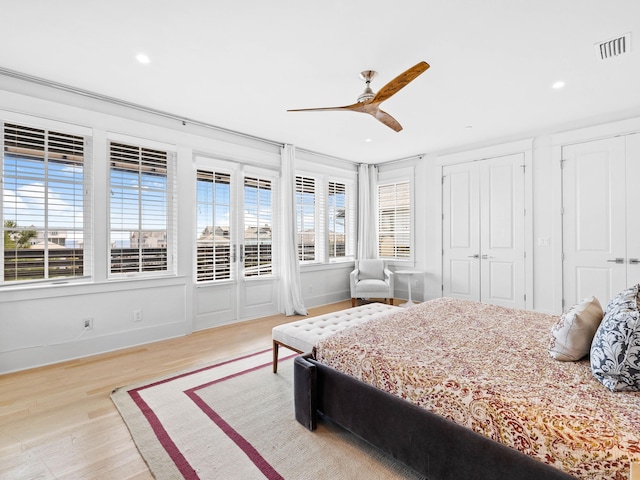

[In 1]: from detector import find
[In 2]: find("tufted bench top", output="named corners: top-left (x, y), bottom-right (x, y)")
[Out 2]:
top-left (272, 303), bottom-right (402, 372)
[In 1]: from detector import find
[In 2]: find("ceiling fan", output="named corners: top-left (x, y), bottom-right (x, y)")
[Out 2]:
top-left (287, 61), bottom-right (430, 132)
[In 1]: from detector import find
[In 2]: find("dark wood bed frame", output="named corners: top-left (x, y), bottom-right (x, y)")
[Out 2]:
top-left (294, 354), bottom-right (577, 480)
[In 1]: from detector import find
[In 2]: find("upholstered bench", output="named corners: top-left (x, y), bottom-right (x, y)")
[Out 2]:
top-left (272, 302), bottom-right (402, 372)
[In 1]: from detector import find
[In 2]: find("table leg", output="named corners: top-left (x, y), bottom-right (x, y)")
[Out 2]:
top-left (400, 273), bottom-right (415, 308)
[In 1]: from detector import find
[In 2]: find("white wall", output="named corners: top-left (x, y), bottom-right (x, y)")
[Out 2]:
top-left (404, 118), bottom-right (640, 315)
top-left (2, 73), bottom-right (640, 374)
top-left (0, 79), bottom-right (356, 374)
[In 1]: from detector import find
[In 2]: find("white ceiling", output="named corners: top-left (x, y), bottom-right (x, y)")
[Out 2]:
top-left (1, 0), bottom-right (639, 163)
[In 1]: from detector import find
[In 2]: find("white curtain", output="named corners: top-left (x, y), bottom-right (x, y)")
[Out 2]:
top-left (357, 163), bottom-right (378, 260)
top-left (280, 144), bottom-right (308, 316)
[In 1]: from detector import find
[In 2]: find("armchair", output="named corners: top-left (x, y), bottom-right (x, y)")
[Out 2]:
top-left (350, 259), bottom-right (394, 307)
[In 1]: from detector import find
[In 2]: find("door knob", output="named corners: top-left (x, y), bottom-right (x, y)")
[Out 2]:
top-left (607, 258), bottom-right (625, 264)
top-left (630, 258), bottom-right (640, 264)
top-left (467, 254), bottom-right (479, 258)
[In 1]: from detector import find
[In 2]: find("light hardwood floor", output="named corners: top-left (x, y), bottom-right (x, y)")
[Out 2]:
top-left (0, 300), bottom-right (352, 480)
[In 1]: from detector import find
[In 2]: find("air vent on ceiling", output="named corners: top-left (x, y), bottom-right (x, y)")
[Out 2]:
top-left (595, 33), bottom-right (631, 60)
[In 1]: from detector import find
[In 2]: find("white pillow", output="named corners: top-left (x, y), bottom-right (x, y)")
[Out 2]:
top-left (358, 259), bottom-right (384, 280)
top-left (549, 296), bottom-right (603, 361)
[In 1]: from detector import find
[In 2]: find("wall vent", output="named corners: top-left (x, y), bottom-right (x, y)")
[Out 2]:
top-left (595, 33), bottom-right (631, 60)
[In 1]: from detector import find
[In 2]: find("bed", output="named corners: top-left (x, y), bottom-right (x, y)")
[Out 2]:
top-left (293, 297), bottom-right (640, 480)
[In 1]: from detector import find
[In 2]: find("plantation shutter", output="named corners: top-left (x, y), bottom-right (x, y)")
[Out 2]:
top-left (296, 175), bottom-right (316, 262)
top-left (378, 181), bottom-right (411, 259)
top-left (328, 181), bottom-right (346, 258)
top-left (2, 122), bottom-right (90, 283)
top-left (243, 176), bottom-right (273, 277)
top-left (109, 141), bottom-right (176, 276)
top-left (195, 170), bottom-right (232, 282)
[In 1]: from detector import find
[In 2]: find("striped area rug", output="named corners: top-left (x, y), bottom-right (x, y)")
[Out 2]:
top-left (111, 348), bottom-right (423, 479)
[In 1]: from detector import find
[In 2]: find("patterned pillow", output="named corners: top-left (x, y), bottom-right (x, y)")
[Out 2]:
top-left (590, 285), bottom-right (640, 392)
top-left (549, 296), bottom-right (603, 361)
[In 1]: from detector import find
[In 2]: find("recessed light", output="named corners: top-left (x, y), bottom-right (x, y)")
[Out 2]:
top-left (365, 138), bottom-right (372, 143)
top-left (552, 81), bottom-right (565, 89)
top-left (136, 53), bottom-right (151, 64)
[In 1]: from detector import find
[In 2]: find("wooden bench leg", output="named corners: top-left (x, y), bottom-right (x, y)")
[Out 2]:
top-left (273, 340), bottom-right (279, 373)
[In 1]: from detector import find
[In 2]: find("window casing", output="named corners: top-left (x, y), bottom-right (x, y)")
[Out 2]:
top-left (2, 122), bottom-right (91, 285)
top-left (378, 180), bottom-right (411, 259)
top-left (109, 141), bottom-right (176, 277)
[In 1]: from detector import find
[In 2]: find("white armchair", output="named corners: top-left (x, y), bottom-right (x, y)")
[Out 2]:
top-left (350, 259), bottom-right (394, 307)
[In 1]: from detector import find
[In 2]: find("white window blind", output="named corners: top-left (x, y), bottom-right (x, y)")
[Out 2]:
top-left (2, 122), bottom-right (91, 284)
top-left (296, 175), bottom-right (316, 262)
top-left (243, 176), bottom-right (273, 277)
top-left (328, 181), bottom-right (347, 259)
top-left (195, 170), bottom-right (232, 282)
top-left (378, 181), bottom-right (411, 259)
top-left (109, 141), bottom-right (176, 276)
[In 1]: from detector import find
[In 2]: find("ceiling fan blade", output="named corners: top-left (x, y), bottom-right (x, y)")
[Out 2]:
top-left (372, 61), bottom-right (430, 104)
top-left (374, 109), bottom-right (403, 132)
top-left (287, 103), bottom-right (361, 113)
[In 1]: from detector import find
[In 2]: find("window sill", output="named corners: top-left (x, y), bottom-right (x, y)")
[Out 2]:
top-left (300, 261), bottom-right (355, 273)
top-left (0, 275), bottom-right (187, 303)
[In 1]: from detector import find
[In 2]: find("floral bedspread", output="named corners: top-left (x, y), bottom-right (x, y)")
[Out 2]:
top-left (313, 297), bottom-right (640, 479)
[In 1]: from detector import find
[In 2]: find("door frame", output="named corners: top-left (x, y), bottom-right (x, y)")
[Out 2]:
top-left (438, 139), bottom-right (533, 310)
top-left (552, 117), bottom-right (640, 314)
top-left (192, 154), bottom-right (280, 329)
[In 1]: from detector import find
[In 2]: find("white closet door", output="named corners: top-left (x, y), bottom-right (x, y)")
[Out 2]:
top-left (480, 154), bottom-right (526, 308)
top-left (442, 163), bottom-right (481, 301)
top-left (626, 134), bottom-right (640, 287)
top-left (442, 155), bottom-right (525, 307)
top-left (562, 137), bottom-right (626, 309)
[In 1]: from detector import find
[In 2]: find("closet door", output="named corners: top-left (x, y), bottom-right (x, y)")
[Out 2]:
top-left (625, 134), bottom-right (640, 287)
top-left (442, 163), bottom-right (481, 301)
top-left (442, 155), bottom-right (525, 308)
top-left (480, 154), bottom-right (525, 308)
top-left (561, 137), bottom-right (626, 308)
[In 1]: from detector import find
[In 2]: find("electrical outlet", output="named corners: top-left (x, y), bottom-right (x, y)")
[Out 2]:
top-left (83, 318), bottom-right (94, 330)
top-left (133, 309), bottom-right (143, 322)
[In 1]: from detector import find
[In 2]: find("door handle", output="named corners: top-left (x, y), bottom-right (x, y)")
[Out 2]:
top-left (630, 258), bottom-right (640, 264)
top-left (467, 254), bottom-right (479, 258)
top-left (607, 258), bottom-right (625, 264)
top-left (481, 254), bottom-right (492, 260)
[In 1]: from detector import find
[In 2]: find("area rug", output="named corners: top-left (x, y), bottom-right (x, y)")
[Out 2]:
top-left (111, 348), bottom-right (424, 479)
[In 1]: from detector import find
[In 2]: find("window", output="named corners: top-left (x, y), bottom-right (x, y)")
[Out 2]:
top-left (378, 180), bottom-right (411, 259)
top-left (293, 173), bottom-right (354, 265)
top-left (2, 122), bottom-right (90, 284)
top-left (195, 170), bottom-right (231, 282)
top-left (195, 169), bottom-right (274, 283)
top-left (296, 175), bottom-right (316, 262)
top-left (243, 176), bottom-right (273, 277)
top-left (109, 141), bottom-right (176, 277)
top-left (328, 181), bottom-right (346, 259)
